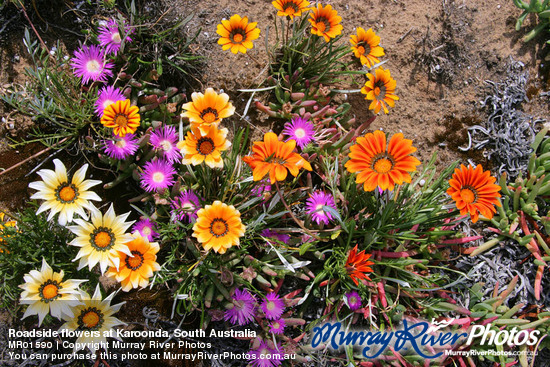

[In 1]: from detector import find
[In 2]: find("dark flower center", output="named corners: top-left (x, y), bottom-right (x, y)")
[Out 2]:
top-left (125, 250), bottom-right (145, 270)
top-left (197, 137), bottom-right (215, 155)
top-left (200, 107), bottom-right (219, 123)
top-left (210, 218), bottom-right (229, 237)
top-left (372, 154), bottom-right (394, 174)
top-left (78, 307), bottom-right (104, 330)
top-left (39, 280), bottom-right (62, 302)
top-left (56, 182), bottom-right (79, 203)
top-left (90, 227), bottom-right (115, 251)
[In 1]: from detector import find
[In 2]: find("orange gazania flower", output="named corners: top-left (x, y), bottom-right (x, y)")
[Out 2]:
top-left (345, 245), bottom-right (374, 286)
top-left (345, 130), bottom-right (421, 192)
top-left (100, 99), bottom-right (141, 137)
top-left (272, 0), bottom-right (310, 19)
top-left (105, 233), bottom-right (161, 292)
top-left (216, 14), bottom-right (261, 54)
top-left (181, 88), bottom-right (235, 135)
top-left (177, 125), bottom-right (231, 169)
top-left (308, 4), bottom-right (343, 42)
top-left (350, 27), bottom-right (385, 68)
top-left (242, 132), bottom-right (312, 184)
top-left (361, 67), bottom-right (399, 114)
top-left (447, 164), bottom-right (502, 223)
top-left (193, 201), bottom-right (246, 254)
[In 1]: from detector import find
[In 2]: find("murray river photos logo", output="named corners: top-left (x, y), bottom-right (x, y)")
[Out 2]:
top-left (310, 319), bottom-right (541, 359)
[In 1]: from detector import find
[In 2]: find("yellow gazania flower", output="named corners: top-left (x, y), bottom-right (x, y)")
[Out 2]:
top-left (350, 27), bottom-right (385, 68)
top-left (181, 88), bottom-right (235, 135)
top-left (100, 99), bottom-right (141, 137)
top-left (361, 67), bottom-right (399, 114)
top-left (216, 14), bottom-right (261, 54)
top-left (68, 204), bottom-right (134, 274)
top-left (105, 233), bottom-right (161, 292)
top-left (272, 0), bottom-right (310, 19)
top-left (0, 212), bottom-right (17, 252)
top-left (308, 4), bottom-right (343, 42)
top-left (28, 159), bottom-right (102, 226)
top-left (193, 201), bottom-right (246, 254)
top-left (19, 258), bottom-right (86, 326)
top-left (59, 284), bottom-right (125, 354)
top-left (177, 125), bottom-right (231, 169)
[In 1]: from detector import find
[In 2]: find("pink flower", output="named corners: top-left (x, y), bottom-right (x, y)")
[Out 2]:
top-left (140, 160), bottom-right (176, 192)
top-left (71, 44), bottom-right (113, 84)
top-left (260, 292), bottom-right (285, 320)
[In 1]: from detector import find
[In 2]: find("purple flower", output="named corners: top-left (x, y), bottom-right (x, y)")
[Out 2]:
top-left (132, 218), bottom-right (158, 241)
top-left (171, 190), bottom-right (200, 222)
top-left (71, 44), bottom-right (113, 84)
top-left (251, 180), bottom-right (271, 197)
top-left (224, 288), bottom-right (256, 326)
top-left (282, 116), bottom-right (315, 150)
top-left (98, 19), bottom-right (133, 55)
top-left (103, 133), bottom-right (139, 160)
top-left (345, 291), bottom-right (362, 311)
top-left (260, 292), bottom-right (285, 320)
top-left (248, 341), bottom-right (283, 367)
top-left (261, 229), bottom-right (290, 245)
top-left (269, 319), bottom-right (286, 335)
top-left (150, 126), bottom-right (181, 163)
top-left (141, 159), bottom-right (176, 192)
top-left (95, 85), bottom-right (125, 116)
top-left (305, 191), bottom-right (337, 225)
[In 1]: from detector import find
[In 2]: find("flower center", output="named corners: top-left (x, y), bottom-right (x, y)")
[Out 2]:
top-left (86, 60), bottom-right (101, 73)
top-left (112, 32), bottom-right (121, 43)
top-left (460, 187), bottom-right (477, 204)
top-left (272, 321), bottom-right (280, 329)
top-left (182, 202), bottom-right (195, 210)
top-left (372, 156), bottom-right (394, 174)
top-left (103, 99), bottom-right (114, 110)
top-left (152, 172), bottom-right (165, 183)
top-left (142, 226), bottom-right (152, 236)
top-left (315, 18), bottom-right (330, 33)
top-left (349, 296), bottom-right (357, 304)
top-left (266, 301), bottom-right (275, 311)
top-left (295, 128), bottom-right (306, 139)
top-left (90, 227), bottom-right (115, 251)
top-left (78, 307), bottom-right (104, 330)
top-left (315, 204), bottom-right (325, 214)
top-left (357, 42), bottom-right (371, 56)
top-left (373, 80), bottom-right (387, 98)
top-left (229, 29), bottom-right (246, 44)
top-left (56, 183), bottom-right (79, 203)
top-left (115, 139), bottom-right (127, 148)
top-left (125, 250), bottom-right (144, 270)
top-left (115, 114), bottom-right (129, 127)
top-left (197, 137), bottom-right (215, 155)
top-left (284, 1), bottom-right (299, 14)
top-left (160, 140), bottom-right (172, 152)
top-left (200, 107), bottom-right (219, 123)
top-left (39, 280), bottom-right (61, 302)
top-left (210, 218), bottom-right (229, 237)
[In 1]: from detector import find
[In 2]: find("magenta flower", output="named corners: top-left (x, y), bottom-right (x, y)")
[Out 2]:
top-left (261, 229), bottom-right (290, 245)
top-left (269, 319), bottom-right (286, 335)
top-left (248, 341), bottom-right (283, 367)
top-left (98, 19), bottom-right (133, 55)
top-left (282, 116), bottom-right (315, 150)
top-left (150, 126), bottom-right (181, 163)
top-left (132, 218), bottom-right (159, 241)
top-left (224, 288), bottom-right (257, 326)
top-left (260, 292), bottom-right (285, 320)
top-left (95, 85), bottom-right (125, 116)
top-left (141, 159), bottom-right (176, 192)
top-left (71, 44), bottom-right (113, 84)
top-left (345, 291), bottom-right (362, 311)
top-left (171, 190), bottom-right (200, 222)
top-left (103, 133), bottom-right (139, 160)
top-left (305, 191), bottom-right (337, 225)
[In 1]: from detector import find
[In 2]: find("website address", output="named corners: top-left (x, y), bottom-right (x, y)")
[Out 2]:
top-left (445, 350), bottom-right (538, 357)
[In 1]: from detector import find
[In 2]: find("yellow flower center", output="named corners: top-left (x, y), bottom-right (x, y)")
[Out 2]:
top-left (284, 2), bottom-right (299, 14)
top-left (349, 296), bottom-right (357, 304)
top-left (112, 32), bottom-right (121, 43)
top-left (272, 321), bottom-right (280, 329)
top-left (266, 301), bottom-right (275, 310)
top-left (295, 128), bottom-right (306, 139)
top-left (233, 33), bottom-right (243, 43)
top-left (79, 308), bottom-right (103, 329)
top-left (39, 280), bottom-right (61, 302)
top-left (372, 156), bottom-right (394, 174)
top-left (115, 139), bottom-right (127, 148)
top-left (315, 204), bottom-right (324, 213)
top-left (56, 183), bottom-right (79, 204)
top-left (357, 42), bottom-right (371, 56)
top-left (200, 107), bottom-right (219, 123)
top-left (125, 250), bottom-right (144, 270)
top-left (142, 226), bottom-right (152, 236)
top-left (94, 231), bottom-right (112, 248)
top-left (197, 137), bottom-right (215, 156)
top-left (160, 140), bottom-right (172, 152)
top-left (59, 186), bottom-right (76, 202)
top-left (210, 218), bottom-right (229, 237)
top-left (152, 172), bottom-right (165, 183)
top-left (460, 187), bottom-right (477, 204)
top-left (115, 114), bottom-right (129, 127)
top-left (373, 80), bottom-right (387, 99)
top-left (315, 18), bottom-right (330, 33)
top-left (103, 99), bottom-right (114, 109)
top-left (86, 60), bottom-right (101, 73)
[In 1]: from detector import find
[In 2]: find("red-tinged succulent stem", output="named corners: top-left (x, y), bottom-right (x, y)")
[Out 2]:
top-left (440, 236), bottom-right (484, 244)
top-left (535, 265), bottom-right (544, 301)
